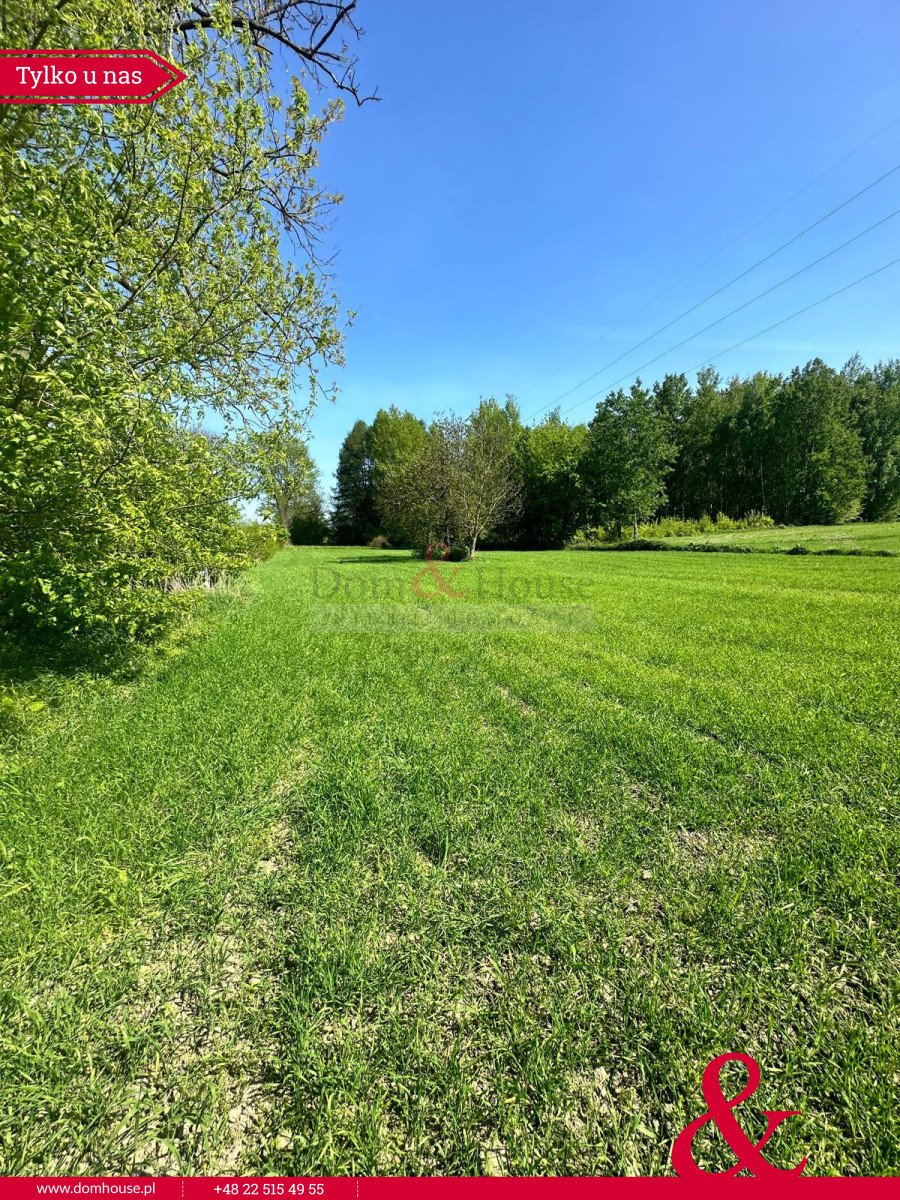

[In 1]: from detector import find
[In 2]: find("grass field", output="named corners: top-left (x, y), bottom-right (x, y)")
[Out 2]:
top-left (1, 546), bottom-right (898, 1175)
top-left (653, 520), bottom-right (900, 553)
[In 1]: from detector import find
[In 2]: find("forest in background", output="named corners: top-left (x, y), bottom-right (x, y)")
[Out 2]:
top-left (320, 355), bottom-right (900, 555)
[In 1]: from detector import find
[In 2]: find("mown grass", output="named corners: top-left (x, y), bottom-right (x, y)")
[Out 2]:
top-left (662, 520), bottom-right (900, 553)
top-left (1, 545), bottom-right (898, 1175)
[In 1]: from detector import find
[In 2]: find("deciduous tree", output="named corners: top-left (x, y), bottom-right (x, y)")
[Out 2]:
top-left (580, 382), bottom-right (675, 540)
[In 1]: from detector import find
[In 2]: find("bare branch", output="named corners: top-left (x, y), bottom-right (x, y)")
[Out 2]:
top-left (172, 0), bottom-right (379, 104)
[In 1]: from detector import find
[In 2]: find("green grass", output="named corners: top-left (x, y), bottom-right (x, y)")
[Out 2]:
top-left (1, 546), bottom-right (898, 1175)
top-left (660, 520), bottom-right (900, 553)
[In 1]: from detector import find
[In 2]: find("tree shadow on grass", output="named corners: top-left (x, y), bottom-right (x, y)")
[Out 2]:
top-left (334, 553), bottom-right (415, 565)
top-left (0, 629), bottom-right (142, 689)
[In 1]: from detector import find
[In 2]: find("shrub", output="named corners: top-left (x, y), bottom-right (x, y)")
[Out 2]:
top-left (634, 512), bottom-right (776, 540)
top-left (0, 407), bottom-right (257, 642)
top-left (565, 527), bottom-right (608, 548)
top-left (240, 522), bottom-right (287, 562)
top-left (367, 534), bottom-right (392, 549)
top-left (744, 511), bottom-right (775, 529)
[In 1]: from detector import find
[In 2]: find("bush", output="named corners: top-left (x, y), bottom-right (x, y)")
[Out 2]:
top-left (367, 534), bottom-right (392, 549)
top-left (565, 527), bottom-right (608, 548)
top-left (744, 511), bottom-right (775, 529)
top-left (240, 522), bottom-right (288, 562)
top-left (0, 406), bottom-right (258, 642)
top-left (634, 512), bottom-right (776, 540)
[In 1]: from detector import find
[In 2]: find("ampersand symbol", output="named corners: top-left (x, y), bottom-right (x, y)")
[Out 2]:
top-left (411, 541), bottom-right (467, 600)
top-left (671, 1053), bottom-right (807, 1178)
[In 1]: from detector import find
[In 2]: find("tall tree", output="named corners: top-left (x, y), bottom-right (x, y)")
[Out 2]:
top-left (580, 381), bottom-right (675, 540)
top-left (767, 360), bottom-right (866, 524)
top-left (666, 368), bottom-right (726, 518)
top-left (376, 399), bottom-right (521, 557)
top-left (517, 412), bottom-right (587, 547)
top-left (377, 418), bottom-right (462, 551)
top-left (455, 397), bottom-right (522, 556)
top-left (331, 419), bottom-right (376, 543)
top-left (724, 372), bottom-right (779, 518)
top-left (846, 356), bottom-right (900, 521)
top-left (242, 423), bottom-right (321, 530)
top-left (367, 406), bottom-right (428, 543)
top-left (289, 492), bottom-right (329, 545)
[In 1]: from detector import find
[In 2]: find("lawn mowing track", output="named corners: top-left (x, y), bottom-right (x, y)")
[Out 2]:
top-left (0, 547), bottom-right (897, 1175)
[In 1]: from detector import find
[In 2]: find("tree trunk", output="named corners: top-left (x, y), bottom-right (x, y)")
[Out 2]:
top-left (632, 514), bottom-right (639, 541)
top-left (469, 531), bottom-right (478, 558)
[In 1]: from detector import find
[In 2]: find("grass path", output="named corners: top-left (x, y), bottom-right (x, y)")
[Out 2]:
top-left (1, 548), bottom-right (898, 1174)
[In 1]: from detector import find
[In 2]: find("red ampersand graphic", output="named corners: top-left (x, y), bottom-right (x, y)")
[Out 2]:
top-left (671, 1053), bottom-right (807, 1178)
top-left (411, 541), bottom-right (467, 600)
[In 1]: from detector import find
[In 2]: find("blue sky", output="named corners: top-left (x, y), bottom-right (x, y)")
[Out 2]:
top-left (300, 0), bottom-right (900, 494)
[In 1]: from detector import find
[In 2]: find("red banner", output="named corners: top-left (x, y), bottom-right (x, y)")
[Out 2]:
top-left (0, 1178), bottom-right (898, 1198)
top-left (0, 49), bottom-right (185, 104)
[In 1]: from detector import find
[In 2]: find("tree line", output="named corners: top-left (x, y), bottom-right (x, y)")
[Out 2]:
top-left (325, 356), bottom-right (900, 554)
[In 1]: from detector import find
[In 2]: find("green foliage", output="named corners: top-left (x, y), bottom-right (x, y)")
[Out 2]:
top-left (0, 383), bottom-right (251, 637)
top-left (377, 401), bottom-right (521, 557)
top-left (580, 380), bottom-right (675, 540)
top-left (635, 511), bottom-right (775, 539)
top-left (846, 356), bottom-right (900, 521)
top-left (289, 509), bottom-right (329, 546)
top-left (665, 363), bottom-right (867, 524)
top-left (517, 411), bottom-right (587, 548)
top-left (240, 424), bottom-right (324, 533)
top-left (0, 0), bottom-right (355, 643)
top-left (332, 419), bottom-right (377, 544)
top-left (239, 521), bottom-right (288, 562)
top-left (332, 355), bottom-right (888, 554)
top-left (456, 397), bottom-right (522, 554)
top-left (767, 360), bottom-right (866, 524)
top-left (367, 406), bottom-right (428, 544)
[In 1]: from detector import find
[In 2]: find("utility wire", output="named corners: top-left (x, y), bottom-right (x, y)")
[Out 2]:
top-left (546, 206), bottom-right (900, 417)
top-left (517, 114), bottom-right (900, 402)
top-left (528, 160), bottom-right (900, 420)
top-left (559, 254), bottom-right (900, 421)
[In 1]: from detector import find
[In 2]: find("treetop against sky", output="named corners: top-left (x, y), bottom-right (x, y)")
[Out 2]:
top-left (302, 0), bottom-right (900, 488)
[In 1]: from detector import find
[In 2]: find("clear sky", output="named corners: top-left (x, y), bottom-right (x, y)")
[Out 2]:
top-left (300, 0), bottom-right (900, 495)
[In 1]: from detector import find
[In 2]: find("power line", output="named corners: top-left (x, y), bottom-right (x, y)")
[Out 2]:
top-left (517, 114), bottom-right (900, 402)
top-left (528, 160), bottom-right (900, 421)
top-left (546, 206), bottom-right (900, 417)
top-left (559, 254), bottom-right (900, 421)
